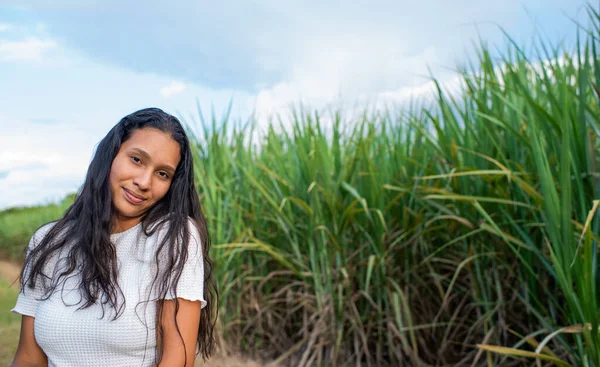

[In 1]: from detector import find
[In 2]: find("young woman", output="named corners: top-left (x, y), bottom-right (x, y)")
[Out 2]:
top-left (10, 108), bottom-right (218, 367)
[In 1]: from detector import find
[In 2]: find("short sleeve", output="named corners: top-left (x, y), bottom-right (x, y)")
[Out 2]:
top-left (164, 220), bottom-right (207, 309)
top-left (11, 224), bottom-right (54, 317)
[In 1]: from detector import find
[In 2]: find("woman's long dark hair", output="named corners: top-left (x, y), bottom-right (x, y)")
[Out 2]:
top-left (20, 107), bottom-right (218, 363)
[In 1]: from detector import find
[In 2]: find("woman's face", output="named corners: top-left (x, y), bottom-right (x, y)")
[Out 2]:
top-left (109, 127), bottom-right (181, 232)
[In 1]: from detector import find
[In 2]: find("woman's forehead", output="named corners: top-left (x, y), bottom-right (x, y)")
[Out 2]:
top-left (122, 128), bottom-right (181, 167)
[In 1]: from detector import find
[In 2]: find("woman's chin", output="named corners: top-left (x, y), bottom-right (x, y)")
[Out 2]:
top-left (114, 205), bottom-right (145, 221)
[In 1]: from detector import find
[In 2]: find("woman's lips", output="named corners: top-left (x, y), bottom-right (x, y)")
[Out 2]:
top-left (123, 188), bottom-right (146, 205)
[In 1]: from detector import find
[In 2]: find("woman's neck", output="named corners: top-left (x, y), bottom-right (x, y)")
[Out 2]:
top-left (111, 216), bottom-right (141, 234)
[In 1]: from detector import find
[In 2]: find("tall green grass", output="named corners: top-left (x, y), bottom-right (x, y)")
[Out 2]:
top-left (184, 6), bottom-right (600, 366)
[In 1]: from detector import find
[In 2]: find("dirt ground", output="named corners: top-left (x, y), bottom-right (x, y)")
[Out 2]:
top-left (0, 260), bottom-right (272, 367)
top-left (0, 260), bottom-right (20, 285)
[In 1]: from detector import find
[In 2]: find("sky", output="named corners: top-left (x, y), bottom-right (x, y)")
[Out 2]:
top-left (0, 0), bottom-right (591, 209)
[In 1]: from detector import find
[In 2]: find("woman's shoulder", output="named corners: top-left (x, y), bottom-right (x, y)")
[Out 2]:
top-left (145, 216), bottom-right (202, 249)
top-left (29, 221), bottom-right (59, 248)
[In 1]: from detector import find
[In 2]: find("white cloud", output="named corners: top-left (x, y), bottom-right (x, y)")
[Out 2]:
top-left (160, 81), bottom-right (186, 98)
top-left (0, 37), bottom-right (57, 62)
top-left (251, 36), bottom-right (445, 121)
top-left (0, 117), bottom-right (95, 209)
top-left (0, 151), bottom-right (61, 171)
top-left (378, 74), bottom-right (464, 105)
top-left (0, 23), bottom-right (13, 32)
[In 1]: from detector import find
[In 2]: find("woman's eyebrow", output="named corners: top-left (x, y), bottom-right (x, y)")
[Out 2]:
top-left (131, 147), bottom-right (176, 173)
top-left (160, 164), bottom-right (176, 175)
top-left (131, 147), bottom-right (151, 160)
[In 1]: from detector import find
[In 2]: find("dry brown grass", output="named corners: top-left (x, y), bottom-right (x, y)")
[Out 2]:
top-left (197, 353), bottom-right (272, 367)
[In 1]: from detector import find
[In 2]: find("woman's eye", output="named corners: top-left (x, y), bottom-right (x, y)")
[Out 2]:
top-left (131, 156), bottom-right (141, 164)
top-left (158, 171), bottom-right (169, 179)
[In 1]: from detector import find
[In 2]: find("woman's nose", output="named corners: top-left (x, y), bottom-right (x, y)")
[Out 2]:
top-left (133, 170), bottom-right (152, 190)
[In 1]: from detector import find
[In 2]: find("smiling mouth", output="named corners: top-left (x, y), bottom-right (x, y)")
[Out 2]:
top-left (123, 188), bottom-right (146, 204)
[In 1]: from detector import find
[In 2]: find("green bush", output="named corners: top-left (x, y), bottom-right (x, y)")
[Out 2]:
top-left (0, 194), bottom-right (73, 262)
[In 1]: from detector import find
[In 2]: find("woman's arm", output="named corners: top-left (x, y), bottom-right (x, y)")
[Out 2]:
top-left (154, 298), bottom-right (201, 367)
top-left (11, 316), bottom-right (48, 367)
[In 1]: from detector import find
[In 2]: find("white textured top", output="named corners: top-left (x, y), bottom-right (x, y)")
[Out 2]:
top-left (12, 219), bottom-right (207, 367)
